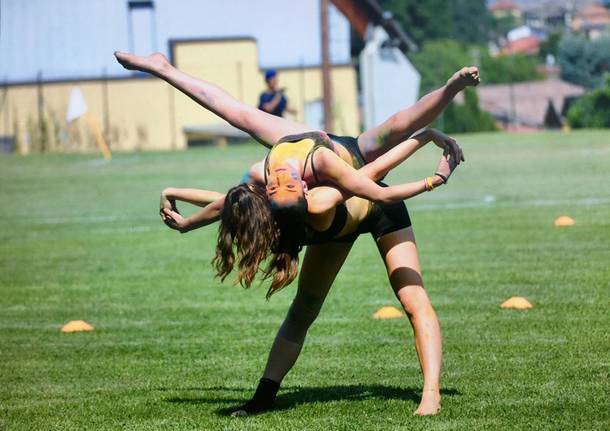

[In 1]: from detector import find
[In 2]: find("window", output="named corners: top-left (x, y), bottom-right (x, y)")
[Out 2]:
top-left (127, 1), bottom-right (157, 55)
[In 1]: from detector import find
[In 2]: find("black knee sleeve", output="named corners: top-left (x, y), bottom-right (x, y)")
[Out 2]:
top-left (278, 292), bottom-right (324, 344)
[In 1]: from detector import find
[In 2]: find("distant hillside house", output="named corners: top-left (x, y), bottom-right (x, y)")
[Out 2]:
top-left (501, 35), bottom-right (541, 55)
top-left (490, 0), bottom-right (523, 19)
top-left (571, 2), bottom-right (610, 39)
top-left (0, 0), bottom-right (360, 153)
top-left (474, 79), bottom-right (585, 130)
top-left (520, 0), bottom-right (586, 29)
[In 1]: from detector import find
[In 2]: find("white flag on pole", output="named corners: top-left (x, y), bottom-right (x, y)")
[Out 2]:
top-left (66, 87), bottom-right (88, 123)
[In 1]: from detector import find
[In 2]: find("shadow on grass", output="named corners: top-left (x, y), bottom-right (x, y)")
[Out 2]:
top-left (164, 384), bottom-right (460, 415)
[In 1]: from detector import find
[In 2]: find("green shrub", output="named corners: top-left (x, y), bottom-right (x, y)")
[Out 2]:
top-left (567, 74), bottom-right (610, 128)
top-left (436, 88), bottom-right (497, 133)
top-left (480, 53), bottom-right (543, 84)
top-left (412, 40), bottom-right (543, 94)
top-left (558, 35), bottom-right (610, 89)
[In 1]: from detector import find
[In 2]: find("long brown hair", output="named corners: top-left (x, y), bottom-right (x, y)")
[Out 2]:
top-left (213, 183), bottom-right (304, 299)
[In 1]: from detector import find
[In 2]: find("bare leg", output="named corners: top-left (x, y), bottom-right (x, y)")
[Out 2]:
top-left (358, 67), bottom-right (480, 162)
top-left (376, 227), bottom-right (442, 416)
top-left (114, 52), bottom-right (310, 146)
top-left (233, 241), bottom-right (354, 416)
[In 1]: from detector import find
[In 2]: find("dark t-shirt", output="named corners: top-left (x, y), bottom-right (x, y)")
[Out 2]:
top-left (258, 91), bottom-right (287, 117)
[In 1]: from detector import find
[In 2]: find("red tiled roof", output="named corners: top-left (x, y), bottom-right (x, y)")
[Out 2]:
top-left (501, 36), bottom-right (541, 56)
top-left (490, 0), bottom-right (520, 12)
top-left (574, 3), bottom-right (610, 26)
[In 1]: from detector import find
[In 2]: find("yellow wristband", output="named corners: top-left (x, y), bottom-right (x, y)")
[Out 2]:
top-left (426, 176), bottom-right (434, 191)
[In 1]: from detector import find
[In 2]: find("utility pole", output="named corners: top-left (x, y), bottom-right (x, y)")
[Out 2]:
top-left (37, 70), bottom-right (45, 152)
top-left (320, 0), bottom-right (333, 132)
top-left (102, 68), bottom-right (111, 146)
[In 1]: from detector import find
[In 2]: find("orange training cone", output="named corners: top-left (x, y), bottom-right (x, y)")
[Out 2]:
top-left (372, 306), bottom-right (404, 319)
top-left (554, 216), bottom-right (575, 227)
top-left (500, 297), bottom-right (533, 310)
top-left (61, 320), bottom-right (94, 333)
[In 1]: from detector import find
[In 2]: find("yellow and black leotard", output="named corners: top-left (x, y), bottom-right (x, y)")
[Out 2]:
top-left (263, 131), bottom-right (367, 184)
top-left (263, 132), bottom-right (412, 244)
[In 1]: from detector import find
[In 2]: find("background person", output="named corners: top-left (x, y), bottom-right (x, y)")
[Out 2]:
top-left (258, 69), bottom-right (296, 117)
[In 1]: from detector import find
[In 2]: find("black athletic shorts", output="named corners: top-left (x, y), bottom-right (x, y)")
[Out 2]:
top-left (301, 134), bottom-right (413, 245)
top-left (359, 199), bottom-right (412, 240)
top-left (335, 182), bottom-right (412, 242)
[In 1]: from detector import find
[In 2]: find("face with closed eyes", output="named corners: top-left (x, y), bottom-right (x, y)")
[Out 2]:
top-left (266, 168), bottom-right (307, 207)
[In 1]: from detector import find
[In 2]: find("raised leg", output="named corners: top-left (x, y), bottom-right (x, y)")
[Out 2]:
top-left (232, 240), bottom-right (354, 416)
top-left (114, 52), bottom-right (311, 146)
top-left (358, 67), bottom-right (479, 162)
top-left (376, 227), bottom-right (442, 416)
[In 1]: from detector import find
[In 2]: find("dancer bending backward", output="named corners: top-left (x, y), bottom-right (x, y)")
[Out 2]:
top-left (115, 51), bottom-right (477, 415)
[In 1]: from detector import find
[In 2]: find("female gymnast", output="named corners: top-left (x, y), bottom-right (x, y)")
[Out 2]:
top-left (115, 51), bottom-right (469, 415)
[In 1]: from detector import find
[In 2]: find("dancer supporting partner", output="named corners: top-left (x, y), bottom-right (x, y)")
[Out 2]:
top-left (114, 51), bottom-right (469, 415)
top-left (160, 130), bottom-right (459, 417)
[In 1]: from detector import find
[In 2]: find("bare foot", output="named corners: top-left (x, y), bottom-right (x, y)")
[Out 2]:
top-left (413, 390), bottom-right (441, 416)
top-left (447, 66), bottom-right (480, 91)
top-left (114, 51), bottom-right (170, 74)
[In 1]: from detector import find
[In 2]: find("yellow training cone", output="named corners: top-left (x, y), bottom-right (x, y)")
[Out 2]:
top-left (554, 216), bottom-right (575, 227)
top-left (372, 306), bottom-right (403, 319)
top-left (61, 320), bottom-right (94, 333)
top-left (500, 297), bottom-right (533, 310)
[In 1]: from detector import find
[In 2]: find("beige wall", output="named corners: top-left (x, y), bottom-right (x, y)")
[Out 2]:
top-left (0, 39), bottom-right (360, 154)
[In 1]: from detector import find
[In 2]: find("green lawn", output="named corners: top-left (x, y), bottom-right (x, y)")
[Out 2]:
top-left (1, 130), bottom-right (609, 430)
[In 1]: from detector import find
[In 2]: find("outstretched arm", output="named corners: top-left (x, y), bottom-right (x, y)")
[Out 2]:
top-left (306, 130), bottom-right (460, 213)
top-left (313, 147), bottom-right (457, 206)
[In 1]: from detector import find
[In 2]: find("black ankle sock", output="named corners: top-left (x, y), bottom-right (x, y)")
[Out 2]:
top-left (239, 378), bottom-right (280, 414)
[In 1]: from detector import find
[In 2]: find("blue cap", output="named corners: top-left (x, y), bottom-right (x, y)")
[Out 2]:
top-left (265, 69), bottom-right (277, 81)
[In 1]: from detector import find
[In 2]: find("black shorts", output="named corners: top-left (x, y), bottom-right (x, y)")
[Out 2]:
top-left (358, 199), bottom-right (412, 240)
top-left (310, 135), bottom-right (412, 244)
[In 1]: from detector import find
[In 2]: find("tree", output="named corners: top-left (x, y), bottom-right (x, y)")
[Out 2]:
top-left (411, 40), bottom-right (542, 94)
top-left (377, 0), bottom-right (492, 46)
top-left (490, 15), bottom-right (520, 40)
top-left (410, 40), bottom-right (472, 94)
top-left (480, 52), bottom-right (543, 84)
top-left (539, 31), bottom-right (561, 61)
top-left (558, 35), bottom-right (610, 89)
top-left (439, 88), bottom-right (497, 134)
top-left (377, 0), bottom-right (452, 45)
top-left (567, 74), bottom-right (610, 128)
top-left (448, 0), bottom-right (493, 45)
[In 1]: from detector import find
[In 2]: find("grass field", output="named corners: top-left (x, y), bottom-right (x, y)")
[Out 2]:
top-left (1, 130), bottom-right (609, 430)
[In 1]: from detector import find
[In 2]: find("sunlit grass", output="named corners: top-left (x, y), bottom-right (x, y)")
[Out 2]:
top-left (1, 130), bottom-right (609, 430)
